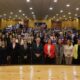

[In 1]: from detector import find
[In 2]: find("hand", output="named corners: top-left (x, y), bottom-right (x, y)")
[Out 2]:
top-left (24, 56), bottom-right (27, 59)
top-left (48, 53), bottom-right (51, 57)
top-left (7, 56), bottom-right (11, 61)
top-left (35, 54), bottom-right (40, 57)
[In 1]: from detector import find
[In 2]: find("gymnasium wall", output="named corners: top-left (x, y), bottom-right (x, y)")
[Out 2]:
top-left (0, 18), bottom-right (80, 29)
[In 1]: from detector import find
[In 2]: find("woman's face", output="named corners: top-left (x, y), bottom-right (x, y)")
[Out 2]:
top-left (58, 39), bottom-right (62, 44)
top-left (2, 35), bottom-right (5, 38)
top-left (48, 39), bottom-right (51, 44)
top-left (78, 39), bottom-right (80, 45)
top-left (36, 38), bottom-right (41, 44)
top-left (67, 40), bottom-right (71, 45)
top-left (12, 38), bottom-right (16, 43)
top-left (9, 35), bottom-right (12, 39)
top-left (2, 41), bottom-right (5, 48)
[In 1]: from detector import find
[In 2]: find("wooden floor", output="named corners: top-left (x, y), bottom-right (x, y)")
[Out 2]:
top-left (0, 65), bottom-right (80, 80)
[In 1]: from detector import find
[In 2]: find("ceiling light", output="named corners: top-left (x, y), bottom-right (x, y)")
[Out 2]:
top-left (30, 7), bottom-right (33, 10)
top-left (19, 10), bottom-right (22, 13)
top-left (66, 4), bottom-right (70, 7)
top-left (26, 0), bottom-right (30, 3)
top-left (32, 12), bottom-right (34, 14)
top-left (63, 15), bottom-right (66, 17)
top-left (69, 16), bottom-right (71, 19)
top-left (60, 10), bottom-right (63, 13)
top-left (68, 12), bottom-right (71, 15)
top-left (53, 0), bottom-right (58, 3)
top-left (53, 16), bottom-right (55, 19)
top-left (76, 8), bottom-right (79, 11)
top-left (10, 12), bottom-right (13, 15)
top-left (25, 16), bottom-right (27, 18)
top-left (22, 13), bottom-right (25, 16)
top-left (3, 14), bottom-right (7, 16)
top-left (15, 15), bottom-right (18, 17)
top-left (56, 14), bottom-right (59, 16)
top-left (56, 19), bottom-right (59, 21)
top-left (49, 7), bottom-right (53, 10)
top-left (75, 14), bottom-right (78, 16)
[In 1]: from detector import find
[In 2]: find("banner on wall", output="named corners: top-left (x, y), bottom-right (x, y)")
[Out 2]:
top-left (34, 22), bottom-right (47, 29)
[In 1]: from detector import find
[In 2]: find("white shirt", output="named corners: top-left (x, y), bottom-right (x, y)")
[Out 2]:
top-left (64, 45), bottom-right (73, 57)
top-left (48, 44), bottom-right (51, 55)
top-left (12, 43), bottom-right (16, 49)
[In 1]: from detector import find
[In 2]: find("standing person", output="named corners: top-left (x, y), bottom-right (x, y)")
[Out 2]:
top-left (5, 33), bottom-right (11, 46)
top-left (44, 38), bottom-right (55, 64)
top-left (1, 40), bottom-right (7, 65)
top-left (73, 37), bottom-right (80, 65)
top-left (73, 34), bottom-right (78, 45)
top-left (50, 33), bottom-right (57, 45)
top-left (43, 33), bottom-right (48, 45)
top-left (55, 38), bottom-right (64, 64)
top-left (7, 37), bottom-right (20, 64)
top-left (0, 38), bottom-right (2, 65)
top-left (20, 39), bottom-right (31, 64)
top-left (64, 39), bottom-right (73, 65)
top-left (32, 37), bottom-right (44, 64)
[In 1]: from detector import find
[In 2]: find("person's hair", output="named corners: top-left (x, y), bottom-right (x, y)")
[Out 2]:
top-left (12, 36), bottom-right (16, 39)
top-left (67, 39), bottom-right (72, 45)
top-left (35, 37), bottom-right (41, 41)
top-left (47, 38), bottom-right (52, 44)
top-left (57, 38), bottom-right (62, 44)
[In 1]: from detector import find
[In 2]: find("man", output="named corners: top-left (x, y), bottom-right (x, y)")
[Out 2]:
top-left (7, 37), bottom-right (20, 64)
top-left (32, 37), bottom-right (44, 64)
top-left (73, 37), bottom-right (80, 65)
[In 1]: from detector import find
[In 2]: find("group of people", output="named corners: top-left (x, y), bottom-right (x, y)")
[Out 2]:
top-left (0, 24), bottom-right (80, 65)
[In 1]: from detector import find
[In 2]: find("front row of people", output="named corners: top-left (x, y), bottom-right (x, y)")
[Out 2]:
top-left (0, 37), bottom-right (80, 65)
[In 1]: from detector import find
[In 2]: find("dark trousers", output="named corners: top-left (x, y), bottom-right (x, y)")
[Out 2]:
top-left (45, 56), bottom-right (55, 64)
top-left (73, 58), bottom-right (80, 65)
top-left (11, 56), bottom-right (19, 65)
top-left (19, 55), bottom-right (31, 64)
top-left (32, 54), bottom-right (44, 64)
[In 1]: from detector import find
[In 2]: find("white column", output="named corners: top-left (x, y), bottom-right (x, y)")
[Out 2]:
top-left (48, 69), bottom-right (52, 80)
top-left (73, 66), bottom-right (77, 80)
top-left (63, 71), bottom-right (67, 80)
top-left (19, 66), bottom-right (23, 80)
top-left (30, 66), bottom-right (34, 80)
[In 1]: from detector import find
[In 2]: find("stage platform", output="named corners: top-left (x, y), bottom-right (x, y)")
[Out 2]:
top-left (0, 65), bottom-right (80, 80)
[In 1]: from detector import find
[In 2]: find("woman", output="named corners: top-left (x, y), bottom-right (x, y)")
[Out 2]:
top-left (50, 33), bottom-right (57, 45)
top-left (64, 39), bottom-right (73, 65)
top-left (55, 38), bottom-right (64, 64)
top-left (0, 38), bottom-right (2, 65)
top-left (32, 37), bottom-right (44, 64)
top-left (20, 39), bottom-right (31, 64)
top-left (73, 37), bottom-right (80, 65)
top-left (1, 40), bottom-right (7, 65)
top-left (44, 38), bottom-right (55, 64)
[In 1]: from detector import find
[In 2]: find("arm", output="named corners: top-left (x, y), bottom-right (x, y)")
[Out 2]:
top-left (50, 45), bottom-right (55, 58)
top-left (44, 44), bottom-right (47, 57)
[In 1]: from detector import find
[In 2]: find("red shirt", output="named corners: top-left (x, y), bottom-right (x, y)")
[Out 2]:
top-left (44, 44), bottom-right (55, 58)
